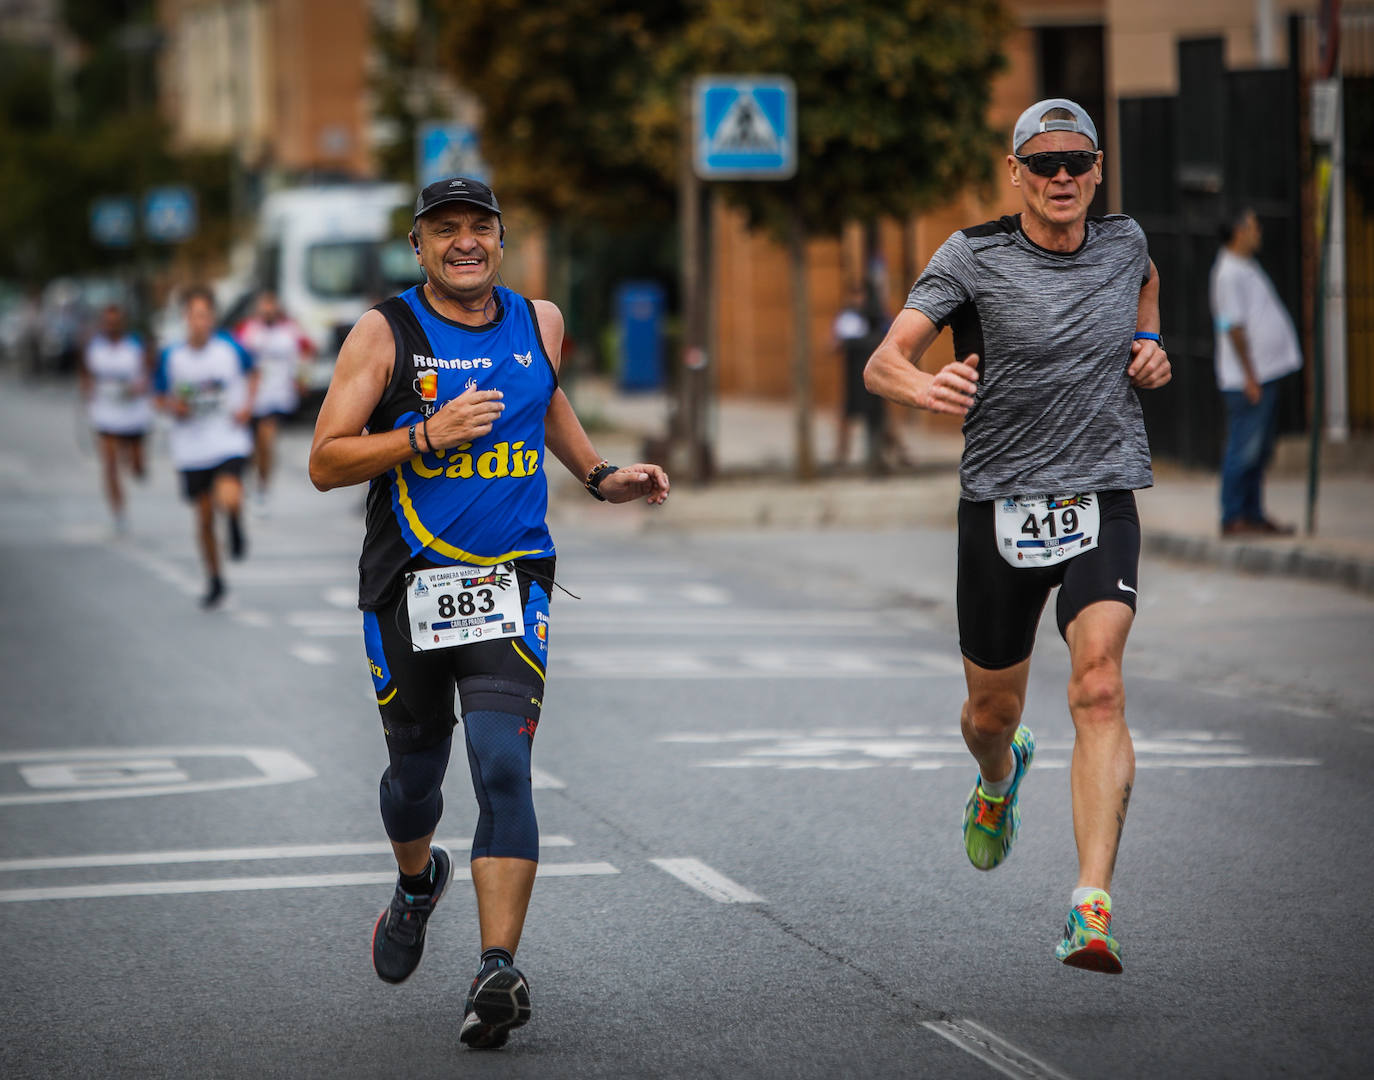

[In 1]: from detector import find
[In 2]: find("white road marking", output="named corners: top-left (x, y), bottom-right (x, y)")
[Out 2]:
top-left (0, 836), bottom-right (574, 873)
top-left (923, 1018), bottom-right (1077, 1080)
top-left (231, 609), bottom-right (273, 628)
top-left (20, 759), bottom-right (189, 789)
top-left (554, 648), bottom-right (961, 680)
top-left (289, 611), bottom-right (357, 634)
top-left (290, 608), bottom-right (930, 639)
top-left (0, 746), bottom-right (316, 805)
top-left (650, 858), bottom-right (763, 903)
top-left (677, 583), bottom-right (731, 605)
top-left (290, 643), bottom-right (336, 666)
top-left (558, 610), bottom-right (922, 630)
top-left (738, 651), bottom-right (891, 674)
top-left (1135, 757), bottom-right (1321, 768)
top-left (215, 563), bottom-right (354, 585)
top-left (530, 766), bottom-right (566, 790)
top-left (0, 862), bottom-right (620, 904)
top-left (564, 582), bottom-right (646, 605)
top-left (660, 731), bottom-right (799, 744)
top-left (323, 586), bottom-right (358, 609)
top-left (56, 523), bottom-right (121, 544)
top-left (661, 730), bottom-right (1320, 771)
top-left (116, 545), bottom-right (201, 597)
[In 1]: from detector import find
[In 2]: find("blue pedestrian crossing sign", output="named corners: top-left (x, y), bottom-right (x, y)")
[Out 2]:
top-left (694, 76), bottom-right (796, 180)
top-left (143, 186), bottom-right (197, 244)
top-left (417, 122), bottom-right (489, 187)
top-left (90, 196), bottom-right (136, 248)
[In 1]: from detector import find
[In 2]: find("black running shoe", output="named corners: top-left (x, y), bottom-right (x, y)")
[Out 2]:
top-left (459, 963), bottom-right (531, 1050)
top-left (227, 514), bottom-right (246, 560)
top-left (371, 844), bottom-right (452, 984)
top-left (200, 576), bottom-right (225, 610)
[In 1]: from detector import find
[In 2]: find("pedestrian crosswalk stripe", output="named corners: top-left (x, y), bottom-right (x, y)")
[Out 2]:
top-left (0, 836), bottom-right (575, 873)
top-left (0, 862), bottom-right (620, 904)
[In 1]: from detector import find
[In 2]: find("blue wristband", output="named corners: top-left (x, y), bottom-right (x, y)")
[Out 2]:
top-left (1133, 332), bottom-right (1161, 342)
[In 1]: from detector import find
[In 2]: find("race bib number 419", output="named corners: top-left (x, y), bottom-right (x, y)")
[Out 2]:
top-left (405, 563), bottom-right (524, 651)
top-left (995, 493), bottom-right (1100, 568)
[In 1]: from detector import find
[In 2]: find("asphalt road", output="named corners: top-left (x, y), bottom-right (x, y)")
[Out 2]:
top-left (2, 376), bottom-right (1372, 1079)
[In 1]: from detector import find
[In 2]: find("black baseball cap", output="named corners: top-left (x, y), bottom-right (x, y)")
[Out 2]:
top-left (413, 176), bottom-right (501, 222)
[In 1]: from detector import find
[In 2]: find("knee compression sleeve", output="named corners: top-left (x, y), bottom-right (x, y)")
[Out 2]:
top-left (378, 735), bottom-right (452, 843)
top-left (461, 699), bottom-right (540, 863)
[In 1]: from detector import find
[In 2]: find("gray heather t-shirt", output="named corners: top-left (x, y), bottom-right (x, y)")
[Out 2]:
top-left (906, 213), bottom-right (1154, 502)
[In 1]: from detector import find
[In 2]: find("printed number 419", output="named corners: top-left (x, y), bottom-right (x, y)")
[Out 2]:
top-left (1020, 508), bottom-right (1078, 540)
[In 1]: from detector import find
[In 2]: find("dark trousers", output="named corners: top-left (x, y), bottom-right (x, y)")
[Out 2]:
top-left (1220, 381), bottom-right (1280, 527)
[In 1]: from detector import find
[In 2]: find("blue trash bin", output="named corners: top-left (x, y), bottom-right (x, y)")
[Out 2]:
top-left (615, 281), bottom-right (665, 392)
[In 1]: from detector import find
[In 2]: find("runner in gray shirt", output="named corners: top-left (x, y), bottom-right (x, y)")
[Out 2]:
top-left (865, 98), bottom-right (1171, 975)
top-left (912, 213), bottom-right (1155, 501)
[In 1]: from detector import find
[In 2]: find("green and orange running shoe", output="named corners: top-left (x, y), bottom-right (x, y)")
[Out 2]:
top-left (1055, 890), bottom-right (1123, 974)
top-left (961, 726), bottom-right (1036, 871)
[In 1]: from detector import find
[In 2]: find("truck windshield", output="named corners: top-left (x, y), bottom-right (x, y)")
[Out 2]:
top-left (306, 241), bottom-right (370, 298)
top-left (306, 239), bottom-right (424, 299)
top-left (379, 238), bottom-right (425, 293)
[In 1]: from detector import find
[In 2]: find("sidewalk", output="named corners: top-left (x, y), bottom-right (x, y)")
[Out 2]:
top-left (564, 376), bottom-right (1374, 594)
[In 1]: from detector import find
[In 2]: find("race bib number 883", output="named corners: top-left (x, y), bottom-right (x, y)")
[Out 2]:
top-left (995, 493), bottom-right (1100, 568)
top-left (405, 562), bottom-right (524, 651)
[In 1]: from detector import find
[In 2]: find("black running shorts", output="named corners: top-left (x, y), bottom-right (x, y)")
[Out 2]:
top-left (180, 456), bottom-right (248, 499)
top-left (957, 490), bottom-right (1140, 670)
top-left (361, 558), bottom-right (553, 755)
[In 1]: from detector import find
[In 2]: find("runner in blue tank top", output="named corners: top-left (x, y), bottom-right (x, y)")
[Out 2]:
top-left (309, 177), bottom-right (669, 1049)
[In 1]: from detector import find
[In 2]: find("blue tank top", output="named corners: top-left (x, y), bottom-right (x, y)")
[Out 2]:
top-left (357, 285), bottom-right (557, 609)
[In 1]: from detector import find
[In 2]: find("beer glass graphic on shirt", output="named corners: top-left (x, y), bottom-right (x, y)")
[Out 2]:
top-left (414, 370), bottom-right (438, 409)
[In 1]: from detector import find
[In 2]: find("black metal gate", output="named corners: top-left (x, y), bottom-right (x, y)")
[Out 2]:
top-left (1118, 36), bottom-right (1305, 468)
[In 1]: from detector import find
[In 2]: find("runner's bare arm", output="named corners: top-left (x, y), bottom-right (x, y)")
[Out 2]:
top-left (864, 307), bottom-right (980, 417)
top-left (237, 368), bottom-right (261, 425)
top-left (139, 338), bottom-right (155, 392)
top-left (308, 309), bottom-right (505, 490)
top-left (529, 299), bottom-right (594, 476)
top-left (532, 299), bottom-right (669, 505)
top-left (1128, 258), bottom-right (1171, 390)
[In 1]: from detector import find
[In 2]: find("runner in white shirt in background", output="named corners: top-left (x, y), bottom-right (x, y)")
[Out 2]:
top-left (155, 286), bottom-right (258, 609)
top-left (80, 303), bottom-right (154, 533)
top-left (235, 290), bottom-right (314, 514)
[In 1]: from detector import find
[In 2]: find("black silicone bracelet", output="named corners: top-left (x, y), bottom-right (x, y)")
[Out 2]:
top-left (407, 423), bottom-right (419, 452)
top-left (584, 461), bottom-right (618, 501)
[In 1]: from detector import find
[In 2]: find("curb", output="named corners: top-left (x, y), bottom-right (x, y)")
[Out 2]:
top-left (1144, 531), bottom-right (1374, 595)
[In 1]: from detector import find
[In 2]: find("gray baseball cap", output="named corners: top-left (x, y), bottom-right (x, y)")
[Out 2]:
top-left (1012, 98), bottom-right (1098, 154)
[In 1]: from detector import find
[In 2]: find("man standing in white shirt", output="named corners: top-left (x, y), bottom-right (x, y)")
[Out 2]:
top-left (155, 286), bottom-right (258, 608)
top-left (1209, 209), bottom-right (1303, 536)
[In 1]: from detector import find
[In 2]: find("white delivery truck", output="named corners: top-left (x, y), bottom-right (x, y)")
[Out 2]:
top-left (254, 183), bottom-right (423, 401)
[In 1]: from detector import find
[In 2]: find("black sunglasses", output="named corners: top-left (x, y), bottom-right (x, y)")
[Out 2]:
top-left (1015, 150), bottom-right (1099, 177)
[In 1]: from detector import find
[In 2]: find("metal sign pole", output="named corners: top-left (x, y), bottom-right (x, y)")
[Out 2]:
top-left (1307, 0), bottom-right (1342, 535)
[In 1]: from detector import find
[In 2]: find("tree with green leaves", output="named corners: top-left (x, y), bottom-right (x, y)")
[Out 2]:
top-left (0, 5), bottom-right (232, 288)
top-left (428, 0), bottom-right (1009, 474)
top-left (432, 0), bottom-right (689, 225)
top-left (432, 0), bottom-right (1007, 234)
